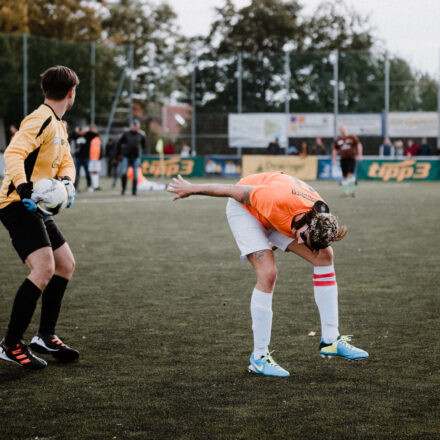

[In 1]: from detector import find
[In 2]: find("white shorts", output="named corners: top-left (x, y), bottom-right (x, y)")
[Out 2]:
top-left (226, 198), bottom-right (294, 261)
top-left (88, 160), bottom-right (101, 173)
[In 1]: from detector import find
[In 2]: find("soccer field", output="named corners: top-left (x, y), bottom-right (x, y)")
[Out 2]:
top-left (0, 178), bottom-right (439, 440)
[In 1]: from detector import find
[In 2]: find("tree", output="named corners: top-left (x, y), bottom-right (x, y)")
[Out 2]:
top-left (193, 0), bottom-right (377, 113)
top-left (0, 0), bottom-right (29, 34)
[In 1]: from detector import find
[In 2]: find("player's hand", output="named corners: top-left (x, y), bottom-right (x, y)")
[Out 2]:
top-left (60, 176), bottom-right (75, 208)
top-left (16, 182), bottom-right (50, 216)
top-left (167, 174), bottom-right (194, 201)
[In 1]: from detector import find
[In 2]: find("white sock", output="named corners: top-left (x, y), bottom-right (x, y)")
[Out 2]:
top-left (313, 265), bottom-right (339, 344)
top-left (250, 287), bottom-right (273, 359)
top-left (91, 173), bottom-right (100, 189)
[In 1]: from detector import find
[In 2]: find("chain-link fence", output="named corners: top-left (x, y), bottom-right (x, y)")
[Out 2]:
top-left (0, 33), bottom-right (439, 155)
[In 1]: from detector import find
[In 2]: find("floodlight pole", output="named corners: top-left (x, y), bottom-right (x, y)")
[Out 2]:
top-left (438, 47), bottom-right (440, 149)
top-left (333, 49), bottom-right (339, 139)
top-left (285, 51), bottom-right (291, 155)
top-left (128, 43), bottom-right (134, 126)
top-left (384, 51), bottom-right (390, 139)
top-left (23, 33), bottom-right (28, 118)
top-left (90, 41), bottom-right (96, 126)
top-left (237, 52), bottom-right (243, 157)
top-left (191, 54), bottom-right (197, 156)
top-left (146, 69), bottom-right (152, 155)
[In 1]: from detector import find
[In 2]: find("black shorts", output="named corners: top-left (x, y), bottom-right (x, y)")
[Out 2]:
top-left (340, 158), bottom-right (356, 177)
top-left (0, 202), bottom-right (66, 262)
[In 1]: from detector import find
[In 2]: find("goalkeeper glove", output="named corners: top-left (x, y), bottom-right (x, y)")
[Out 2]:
top-left (16, 182), bottom-right (51, 217)
top-left (59, 176), bottom-right (75, 208)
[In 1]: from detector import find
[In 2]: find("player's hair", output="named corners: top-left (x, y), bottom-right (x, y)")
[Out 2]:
top-left (40, 66), bottom-right (79, 101)
top-left (292, 201), bottom-right (347, 251)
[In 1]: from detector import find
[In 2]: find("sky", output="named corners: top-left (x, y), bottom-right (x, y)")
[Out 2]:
top-left (166, 0), bottom-right (440, 77)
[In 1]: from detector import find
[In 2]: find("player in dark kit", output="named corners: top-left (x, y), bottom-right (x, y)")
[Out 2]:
top-left (0, 66), bottom-right (80, 369)
top-left (332, 125), bottom-right (363, 197)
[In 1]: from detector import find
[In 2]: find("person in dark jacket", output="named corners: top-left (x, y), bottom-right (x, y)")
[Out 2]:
top-left (116, 119), bottom-right (146, 195)
top-left (72, 126), bottom-right (92, 191)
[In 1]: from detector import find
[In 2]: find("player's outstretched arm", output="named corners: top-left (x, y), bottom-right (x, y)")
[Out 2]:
top-left (167, 175), bottom-right (253, 205)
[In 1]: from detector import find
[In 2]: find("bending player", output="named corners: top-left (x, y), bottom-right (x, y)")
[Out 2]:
top-left (0, 66), bottom-right (80, 369)
top-left (168, 172), bottom-right (368, 377)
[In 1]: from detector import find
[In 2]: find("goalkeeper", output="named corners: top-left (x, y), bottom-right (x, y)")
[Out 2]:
top-left (0, 66), bottom-right (80, 369)
top-left (168, 172), bottom-right (369, 377)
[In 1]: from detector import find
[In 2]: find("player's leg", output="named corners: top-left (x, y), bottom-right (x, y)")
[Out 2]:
top-left (84, 158), bottom-right (93, 192)
top-left (120, 157), bottom-right (129, 195)
top-left (340, 159), bottom-right (350, 196)
top-left (29, 221), bottom-right (79, 362)
top-left (287, 240), bottom-right (368, 359)
top-left (132, 157), bottom-right (140, 195)
top-left (226, 199), bottom-right (289, 376)
top-left (0, 202), bottom-right (56, 369)
top-left (345, 159), bottom-right (357, 196)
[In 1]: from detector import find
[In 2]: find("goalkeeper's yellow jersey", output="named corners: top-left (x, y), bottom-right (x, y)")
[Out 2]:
top-left (0, 104), bottom-right (75, 209)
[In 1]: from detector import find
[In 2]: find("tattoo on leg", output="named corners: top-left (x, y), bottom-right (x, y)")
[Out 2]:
top-left (251, 251), bottom-right (265, 260)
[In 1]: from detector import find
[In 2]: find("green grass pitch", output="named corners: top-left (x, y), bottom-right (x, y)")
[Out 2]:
top-left (0, 177), bottom-right (439, 439)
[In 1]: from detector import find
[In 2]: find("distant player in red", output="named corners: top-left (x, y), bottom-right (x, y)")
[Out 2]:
top-left (332, 125), bottom-right (363, 197)
top-left (168, 171), bottom-right (368, 377)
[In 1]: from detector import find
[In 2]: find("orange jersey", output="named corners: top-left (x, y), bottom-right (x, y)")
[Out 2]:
top-left (238, 172), bottom-right (323, 238)
top-left (89, 136), bottom-right (101, 160)
top-left (0, 104), bottom-right (75, 209)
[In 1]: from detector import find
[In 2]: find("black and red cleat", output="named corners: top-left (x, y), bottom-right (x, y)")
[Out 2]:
top-left (0, 339), bottom-right (47, 369)
top-left (30, 333), bottom-right (79, 363)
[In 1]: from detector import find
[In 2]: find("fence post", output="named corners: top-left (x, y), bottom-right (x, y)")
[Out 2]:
top-left (333, 49), bottom-right (339, 139)
top-left (23, 33), bottom-right (28, 118)
top-left (237, 52), bottom-right (242, 157)
top-left (146, 68), bottom-right (152, 155)
top-left (384, 51), bottom-right (390, 139)
top-left (191, 54), bottom-right (197, 156)
top-left (285, 50), bottom-right (291, 155)
top-left (438, 48), bottom-right (440, 149)
top-left (128, 43), bottom-right (134, 125)
top-left (90, 41), bottom-right (96, 126)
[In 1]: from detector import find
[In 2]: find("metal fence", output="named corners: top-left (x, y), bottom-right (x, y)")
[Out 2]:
top-left (0, 33), bottom-right (439, 155)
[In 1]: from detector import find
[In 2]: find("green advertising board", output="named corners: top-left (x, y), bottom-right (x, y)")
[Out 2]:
top-left (141, 156), bottom-right (204, 178)
top-left (357, 159), bottom-right (440, 181)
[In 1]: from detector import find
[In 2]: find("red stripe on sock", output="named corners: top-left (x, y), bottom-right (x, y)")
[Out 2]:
top-left (314, 281), bottom-right (337, 286)
top-left (313, 272), bottom-right (335, 279)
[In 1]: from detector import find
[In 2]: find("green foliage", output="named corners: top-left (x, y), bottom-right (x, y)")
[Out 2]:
top-left (193, 0), bottom-right (437, 114)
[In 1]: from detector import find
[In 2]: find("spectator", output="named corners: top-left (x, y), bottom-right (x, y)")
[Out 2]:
top-left (404, 139), bottom-right (419, 157)
top-left (180, 145), bottom-right (191, 157)
top-left (267, 137), bottom-right (281, 155)
top-left (309, 137), bottom-right (327, 155)
top-left (394, 139), bottom-right (404, 157)
top-left (116, 118), bottom-right (146, 196)
top-left (87, 125), bottom-right (102, 191)
top-left (287, 145), bottom-right (299, 155)
top-left (379, 138), bottom-right (395, 157)
top-left (9, 124), bottom-right (18, 142)
top-left (300, 141), bottom-right (308, 156)
top-left (419, 138), bottom-right (431, 156)
top-left (164, 141), bottom-right (176, 155)
top-left (105, 137), bottom-right (119, 187)
top-left (332, 125), bottom-right (363, 197)
top-left (72, 126), bottom-right (92, 192)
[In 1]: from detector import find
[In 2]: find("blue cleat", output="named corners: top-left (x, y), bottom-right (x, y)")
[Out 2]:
top-left (319, 335), bottom-right (369, 360)
top-left (248, 352), bottom-right (290, 377)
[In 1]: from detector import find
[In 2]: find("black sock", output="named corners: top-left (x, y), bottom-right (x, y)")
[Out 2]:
top-left (39, 275), bottom-right (69, 336)
top-left (5, 279), bottom-right (42, 346)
